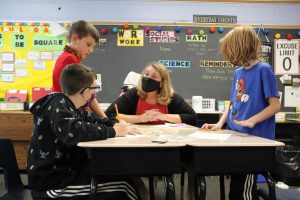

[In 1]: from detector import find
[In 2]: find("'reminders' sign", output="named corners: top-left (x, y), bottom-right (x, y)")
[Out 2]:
top-left (275, 39), bottom-right (299, 75)
top-left (193, 15), bottom-right (237, 24)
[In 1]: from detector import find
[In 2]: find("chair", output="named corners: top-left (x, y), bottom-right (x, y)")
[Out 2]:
top-left (0, 139), bottom-right (32, 200)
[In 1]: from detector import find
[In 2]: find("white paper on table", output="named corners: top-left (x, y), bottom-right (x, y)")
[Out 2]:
top-left (125, 134), bottom-right (147, 138)
top-left (188, 132), bottom-right (231, 140)
top-left (167, 135), bottom-right (198, 143)
top-left (284, 86), bottom-right (300, 107)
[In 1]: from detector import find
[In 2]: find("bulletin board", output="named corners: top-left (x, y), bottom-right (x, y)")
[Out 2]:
top-left (0, 22), bottom-right (68, 101)
top-left (83, 22), bottom-right (300, 111)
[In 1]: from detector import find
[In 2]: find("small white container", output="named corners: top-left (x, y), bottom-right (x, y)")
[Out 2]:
top-left (192, 96), bottom-right (203, 112)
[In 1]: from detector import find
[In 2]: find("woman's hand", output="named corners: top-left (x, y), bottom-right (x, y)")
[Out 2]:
top-left (139, 109), bottom-right (160, 123)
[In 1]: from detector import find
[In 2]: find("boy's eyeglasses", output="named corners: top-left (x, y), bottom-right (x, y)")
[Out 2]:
top-left (80, 85), bottom-right (101, 94)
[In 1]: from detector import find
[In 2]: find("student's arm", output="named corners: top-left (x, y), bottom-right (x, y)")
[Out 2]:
top-left (90, 98), bottom-right (107, 119)
top-left (105, 88), bottom-right (143, 123)
top-left (202, 105), bottom-right (229, 130)
top-left (234, 97), bottom-right (280, 128)
top-left (164, 93), bottom-right (197, 125)
top-left (49, 98), bottom-right (124, 146)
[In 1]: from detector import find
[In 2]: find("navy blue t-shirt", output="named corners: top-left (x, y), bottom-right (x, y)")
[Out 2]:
top-left (227, 62), bottom-right (279, 139)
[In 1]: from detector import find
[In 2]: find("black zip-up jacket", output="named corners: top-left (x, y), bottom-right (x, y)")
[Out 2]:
top-left (27, 93), bottom-right (117, 190)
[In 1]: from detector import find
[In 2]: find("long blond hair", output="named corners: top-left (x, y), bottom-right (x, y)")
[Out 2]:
top-left (220, 26), bottom-right (261, 67)
top-left (137, 62), bottom-right (174, 105)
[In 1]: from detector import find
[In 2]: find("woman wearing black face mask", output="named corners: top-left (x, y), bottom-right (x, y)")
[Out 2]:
top-left (105, 61), bottom-right (197, 125)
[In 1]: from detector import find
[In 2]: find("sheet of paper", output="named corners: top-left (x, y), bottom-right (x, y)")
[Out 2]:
top-left (15, 59), bottom-right (27, 67)
top-left (125, 134), bottom-right (147, 138)
top-left (15, 69), bottom-right (28, 77)
top-left (40, 51), bottom-right (53, 60)
top-left (1, 52), bottom-right (14, 62)
top-left (2, 74), bottom-right (14, 82)
top-left (33, 61), bottom-right (46, 70)
top-left (2, 63), bottom-right (14, 72)
top-left (28, 52), bottom-right (40, 60)
top-left (284, 86), bottom-right (300, 107)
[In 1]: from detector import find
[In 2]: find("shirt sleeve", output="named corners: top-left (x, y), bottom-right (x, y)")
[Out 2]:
top-left (53, 56), bottom-right (80, 92)
top-left (230, 71), bottom-right (238, 103)
top-left (168, 93), bottom-right (197, 126)
top-left (50, 97), bottom-right (116, 147)
top-left (260, 65), bottom-right (279, 101)
top-left (105, 88), bottom-right (138, 117)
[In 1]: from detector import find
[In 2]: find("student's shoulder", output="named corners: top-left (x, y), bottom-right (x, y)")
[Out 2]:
top-left (57, 52), bottom-right (79, 64)
top-left (127, 87), bottom-right (138, 95)
top-left (171, 92), bottom-right (185, 102)
top-left (256, 62), bottom-right (273, 73)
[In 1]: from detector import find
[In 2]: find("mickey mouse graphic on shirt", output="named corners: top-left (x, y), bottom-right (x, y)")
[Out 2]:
top-left (235, 78), bottom-right (249, 103)
top-left (231, 78), bottom-right (250, 119)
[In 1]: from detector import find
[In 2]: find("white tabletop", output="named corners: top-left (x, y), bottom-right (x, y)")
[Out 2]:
top-left (187, 129), bottom-right (285, 147)
top-left (78, 124), bottom-right (191, 148)
top-left (78, 125), bottom-right (284, 148)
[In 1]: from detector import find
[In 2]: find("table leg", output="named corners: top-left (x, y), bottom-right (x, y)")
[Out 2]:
top-left (262, 172), bottom-right (276, 200)
top-left (194, 175), bottom-right (206, 200)
top-left (165, 175), bottom-right (175, 200)
top-left (180, 168), bottom-right (185, 200)
top-left (90, 177), bottom-right (98, 200)
top-left (149, 176), bottom-right (155, 200)
top-left (219, 175), bottom-right (225, 200)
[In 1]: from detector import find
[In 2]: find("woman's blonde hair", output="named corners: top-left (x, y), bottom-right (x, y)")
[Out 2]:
top-left (220, 25), bottom-right (261, 67)
top-left (137, 61), bottom-right (174, 105)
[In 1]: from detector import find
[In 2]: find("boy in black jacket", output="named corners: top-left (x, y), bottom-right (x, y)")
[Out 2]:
top-left (27, 63), bottom-right (139, 200)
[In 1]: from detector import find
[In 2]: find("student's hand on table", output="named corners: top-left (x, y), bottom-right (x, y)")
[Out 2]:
top-left (128, 126), bottom-right (141, 135)
top-left (233, 119), bottom-right (255, 128)
top-left (201, 123), bottom-right (222, 131)
top-left (113, 121), bottom-right (129, 137)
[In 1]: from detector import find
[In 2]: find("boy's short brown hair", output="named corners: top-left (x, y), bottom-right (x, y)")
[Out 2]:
top-left (220, 25), bottom-right (261, 67)
top-left (60, 63), bottom-right (97, 95)
top-left (68, 20), bottom-right (100, 43)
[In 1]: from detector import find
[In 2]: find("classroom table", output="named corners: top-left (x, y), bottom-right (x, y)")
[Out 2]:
top-left (78, 125), bottom-right (192, 200)
top-left (78, 125), bottom-right (284, 200)
top-left (182, 129), bottom-right (285, 200)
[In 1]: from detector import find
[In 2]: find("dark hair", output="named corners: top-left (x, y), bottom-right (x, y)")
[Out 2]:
top-left (68, 20), bottom-right (100, 43)
top-left (60, 63), bottom-right (97, 95)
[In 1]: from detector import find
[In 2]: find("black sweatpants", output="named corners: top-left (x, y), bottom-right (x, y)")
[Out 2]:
top-left (30, 170), bottom-right (140, 200)
top-left (229, 174), bottom-right (259, 200)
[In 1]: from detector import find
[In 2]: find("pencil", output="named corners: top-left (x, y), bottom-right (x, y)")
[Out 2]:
top-left (114, 103), bottom-right (120, 121)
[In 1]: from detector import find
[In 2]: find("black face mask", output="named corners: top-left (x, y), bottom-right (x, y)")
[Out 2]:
top-left (142, 77), bottom-right (161, 92)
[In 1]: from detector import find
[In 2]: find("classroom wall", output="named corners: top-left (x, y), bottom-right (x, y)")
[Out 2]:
top-left (1, 0), bottom-right (300, 25)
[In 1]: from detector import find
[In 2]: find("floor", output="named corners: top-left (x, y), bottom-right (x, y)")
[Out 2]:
top-left (0, 173), bottom-right (271, 200)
